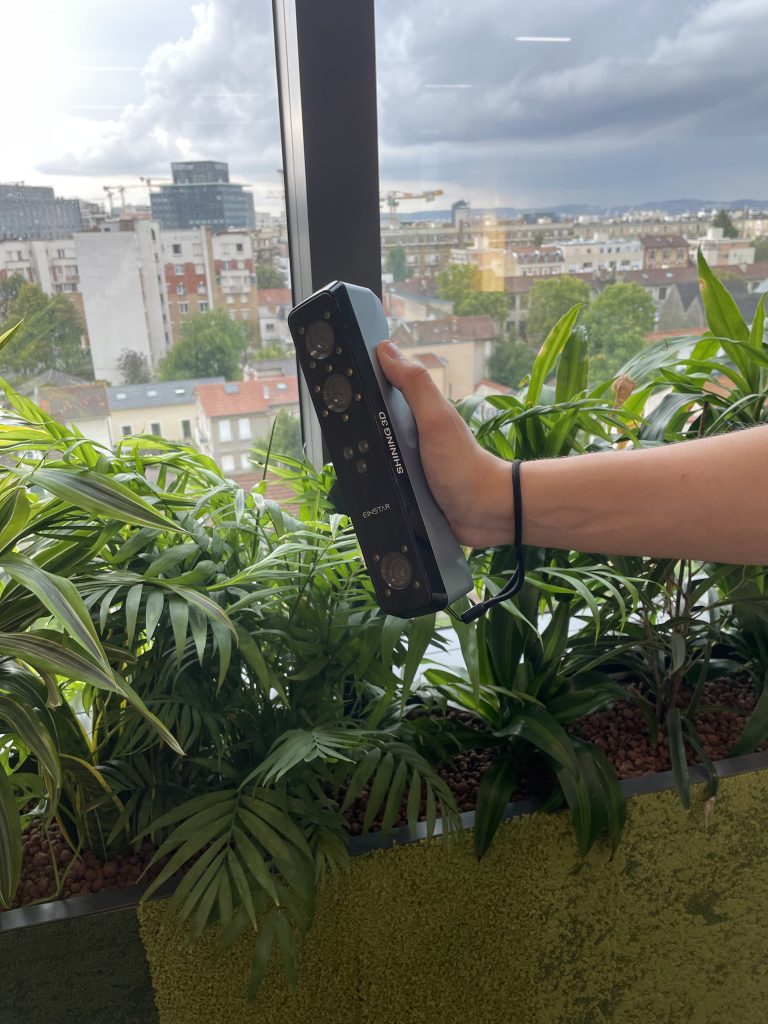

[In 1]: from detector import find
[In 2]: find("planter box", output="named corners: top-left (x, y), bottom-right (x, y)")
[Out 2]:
top-left (4, 753), bottom-right (768, 1024)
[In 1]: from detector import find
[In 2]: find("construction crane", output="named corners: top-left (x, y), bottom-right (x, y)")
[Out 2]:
top-left (380, 189), bottom-right (444, 227)
top-left (102, 183), bottom-right (148, 215)
top-left (139, 175), bottom-right (171, 196)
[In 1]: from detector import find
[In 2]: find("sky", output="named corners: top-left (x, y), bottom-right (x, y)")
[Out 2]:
top-left (3, 0), bottom-right (767, 212)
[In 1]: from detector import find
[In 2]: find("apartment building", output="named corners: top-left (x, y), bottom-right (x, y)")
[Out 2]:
top-left (34, 382), bottom-right (112, 448)
top-left (257, 288), bottom-right (292, 345)
top-left (196, 376), bottom-right (300, 478)
top-left (639, 235), bottom-right (691, 270)
top-left (380, 221), bottom-right (463, 277)
top-left (0, 238), bottom-right (86, 322)
top-left (389, 316), bottom-right (499, 400)
top-left (107, 377), bottom-right (225, 443)
top-left (76, 221), bottom-right (169, 382)
top-left (696, 227), bottom-right (756, 268)
top-left (558, 238), bottom-right (642, 276)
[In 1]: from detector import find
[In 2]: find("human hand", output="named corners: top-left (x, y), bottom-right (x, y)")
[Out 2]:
top-left (376, 341), bottom-right (512, 548)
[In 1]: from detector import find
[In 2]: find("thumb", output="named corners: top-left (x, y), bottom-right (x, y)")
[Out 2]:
top-left (377, 340), bottom-right (443, 425)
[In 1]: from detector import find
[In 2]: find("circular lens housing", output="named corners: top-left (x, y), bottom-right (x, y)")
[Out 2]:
top-left (306, 320), bottom-right (335, 359)
top-left (322, 374), bottom-right (353, 413)
top-left (380, 551), bottom-right (413, 590)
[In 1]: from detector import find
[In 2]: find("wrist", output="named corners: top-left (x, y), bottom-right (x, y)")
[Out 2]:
top-left (471, 453), bottom-right (515, 548)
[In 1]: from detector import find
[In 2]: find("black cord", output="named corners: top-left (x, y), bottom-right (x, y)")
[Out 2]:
top-left (459, 459), bottom-right (526, 623)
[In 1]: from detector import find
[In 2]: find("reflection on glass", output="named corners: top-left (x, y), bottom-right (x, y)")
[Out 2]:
top-left (375, 0), bottom-right (768, 392)
top-left (0, 0), bottom-right (297, 483)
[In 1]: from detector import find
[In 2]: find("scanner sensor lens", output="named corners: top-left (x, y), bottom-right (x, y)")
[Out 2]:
top-left (306, 320), bottom-right (335, 359)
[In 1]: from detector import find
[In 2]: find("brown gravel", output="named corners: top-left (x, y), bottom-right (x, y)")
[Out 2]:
top-left (5, 674), bottom-right (763, 911)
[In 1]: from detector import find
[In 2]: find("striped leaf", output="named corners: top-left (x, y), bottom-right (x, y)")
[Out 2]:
top-left (0, 765), bottom-right (22, 909)
top-left (17, 467), bottom-right (181, 532)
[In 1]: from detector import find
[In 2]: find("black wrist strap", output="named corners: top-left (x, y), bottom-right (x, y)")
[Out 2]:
top-left (459, 459), bottom-right (526, 623)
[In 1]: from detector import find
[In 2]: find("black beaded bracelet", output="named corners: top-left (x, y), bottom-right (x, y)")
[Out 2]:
top-left (459, 458), bottom-right (527, 623)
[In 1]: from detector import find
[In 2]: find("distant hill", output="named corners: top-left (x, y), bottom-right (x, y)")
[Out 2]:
top-left (391, 198), bottom-right (768, 223)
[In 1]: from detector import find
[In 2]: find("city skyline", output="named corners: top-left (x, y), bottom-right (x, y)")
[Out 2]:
top-left (2, 0), bottom-right (767, 211)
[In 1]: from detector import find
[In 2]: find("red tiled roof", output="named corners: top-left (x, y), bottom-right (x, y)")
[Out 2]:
top-left (37, 384), bottom-right (109, 421)
top-left (613, 267), bottom-right (699, 286)
top-left (256, 288), bottom-right (292, 306)
top-left (476, 378), bottom-right (513, 394)
top-left (639, 235), bottom-right (689, 248)
top-left (644, 328), bottom-right (707, 343)
top-left (196, 377), bottom-right (299, 418)
top-left (414, 352), bottom-right (447, 369)
top-left (392, 315), bottom-right (499, 345)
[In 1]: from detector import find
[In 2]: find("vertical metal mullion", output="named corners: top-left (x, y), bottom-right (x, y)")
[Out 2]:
top-left (273, 0), bottom-right (381, 468)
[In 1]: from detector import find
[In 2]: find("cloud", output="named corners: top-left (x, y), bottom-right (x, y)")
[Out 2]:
top-left (38, 0), bottom-right (283, 188)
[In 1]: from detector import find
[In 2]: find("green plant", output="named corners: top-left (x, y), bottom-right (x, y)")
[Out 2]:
top-left (427, 308), bottom-right (643, 858)
top-left (0, 333), bottom-right (460, 993)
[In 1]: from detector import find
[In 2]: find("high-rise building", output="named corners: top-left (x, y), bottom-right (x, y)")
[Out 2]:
top-left (0, 183), bottom-right (82, 240)
top-left (149, 162), bottom-right (255, 231)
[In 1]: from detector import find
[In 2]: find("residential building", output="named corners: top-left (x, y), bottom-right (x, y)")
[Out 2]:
top-left (257, 288), bottom-right (292, 345)
top-left (696, 227), bottom-right (755, 268)
top-left (150, 161), bottom-right (255, 231)
top-left (558, 238), bottom-right (642, 276)
top-left (389, 315), bottom-right (499, 400)
top-left (34, 383), bottom-right (112, 448)
top-left (196, 376), bottom-right (300, 478)
top-left (639, 235), bottom-right (691, 270)
top-left (380, 221), bottom-right (463, 277)
top-left (0, 183), bottom-right (82, 240)
top-left (383, 278), bottom-right (451, 321)
top-left (76, 220), bottom-right (170, 382)
top-left (0, 238), bottom-right (86, 322)
top-left (107, 377), bottom-right (225, 444)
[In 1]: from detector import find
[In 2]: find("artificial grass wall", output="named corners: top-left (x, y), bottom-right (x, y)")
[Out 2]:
top-left (3, 906), bottom-right (159, 1024)
top-left (138, 770), bottom-right (768, 1024)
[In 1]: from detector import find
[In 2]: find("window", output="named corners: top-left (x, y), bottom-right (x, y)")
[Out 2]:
top-left (658, 287), bottom-right (667, 300)
top-left (236, 243), bottom-right (244, 253)
top-left (221, 454), bottom-right (236, 472)
top-left (195, 264), bottom-right (205, 275)
top-left (193, 243), bottom-right (203, 257)
top-left (662, 248), bottom-right (671, 261)
top-left (179, 302), bottom-right (189, 314)
top-left (172, 244), bottom-right (182, 255)
top-left (174, 264), bottom-right (184, 275)
top-left (150, 422), bottom-right (162, 436)
top-left (176, 283), bottom-right (186, 295)
top-left (227, 295), bottom-right (234, 304)
top-left (197, 282), bottom-right (207, 294)
top-left (218, 419), bottom-right (232, 442)
top-left (121, 424), bottom-right (132, 437)
top-left (238, 417), bottom-right (252, 440)
top-left (240, 451), bottom-right (251, 469)
top-left (56, 248), bottom-right (65, 259)
top-left (222, 260), bottom-right (231, 270)
top-left (199, 301), bottom-right (209, 313)
top-left (181, 418), bottom-right (192, 440)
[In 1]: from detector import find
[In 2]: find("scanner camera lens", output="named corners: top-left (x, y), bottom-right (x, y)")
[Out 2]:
top-left (306, 320), bottom-right (335, 359)
top-left (380, 551), bottom-right (413, 590)
top-left (322, 374), bottom-right (353, 413)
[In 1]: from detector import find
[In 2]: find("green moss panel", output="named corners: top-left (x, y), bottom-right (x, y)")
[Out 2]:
top-left (3, 907), bottom-right (159, 1024)
top-left (138, 770), bottom-right (768, 1024)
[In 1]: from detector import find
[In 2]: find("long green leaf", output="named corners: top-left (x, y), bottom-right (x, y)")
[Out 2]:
top-left (667, 708), bottom-right (691, 810)
top-left (0, 765), bottom-right (22, 909)
top-left (473, 753), bottom-right (519, 859)
top-left (730, 685), bottom-right (768, 757)
top-left (697, 249), bottom-right (749, 342)
top-left (19, 467), bottom-right (182, 532)
top-left (1, 553), bottom-right (109, 670)
top-left (493, 706), bottom-right (579, 774)
top-left (527, 304), bottom-right (585, 406)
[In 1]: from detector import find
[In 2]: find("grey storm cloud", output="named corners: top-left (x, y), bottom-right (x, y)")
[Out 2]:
top-left (38, 0), bottom-right (768, 205)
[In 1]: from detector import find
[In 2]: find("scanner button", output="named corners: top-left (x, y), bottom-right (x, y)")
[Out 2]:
top-left (358, 439), bottom-right (370, 453)
top-left (355, 459), bottom-right (368, 474)
top-left (343, 446), bottom-right (355, 460)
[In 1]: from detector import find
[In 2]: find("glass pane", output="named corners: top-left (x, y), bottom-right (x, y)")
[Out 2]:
top-left (1, 0), bottom-right (296, 481)
top-left (376, 1), bottom-right (768, 393)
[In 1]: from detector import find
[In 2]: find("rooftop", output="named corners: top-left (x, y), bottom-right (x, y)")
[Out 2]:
top-left (107, 378), bottom-right (225, 411)
top-left (196, 376), bottom-right (299, 418)
top-left (37, 383), bottom-right (109, 422)
top-left (391, 315), bottom-right (499, 345)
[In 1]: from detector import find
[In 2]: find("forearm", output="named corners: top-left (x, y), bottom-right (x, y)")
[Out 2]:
top-left (504, 427), bottom-right (768, 564)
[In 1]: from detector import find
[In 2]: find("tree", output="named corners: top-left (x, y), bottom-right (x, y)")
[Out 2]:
top-left (0, 283), bottom-right (92, 384)
top-left (256, 341), bottom-right (292, 360)
top-left (712, 209), bottom-right (739, 239)
top-left (487, 338), bottom-right (538, 389)
top-left (254, 264), bottom-right (286, 289)
top-left (526, 276), bottom-right (591, 346)
top-left (385, 245), bottom-right (409, 282)
top-left (253, 409), bottom-right (304, 461)
top-left (117, 349), bottom-right (152, 385)
top-left (0, 274), bottom-right (24, 321)
top-left (158, 311), bottom-right (250, 382)
top-left (754, 236), bottom-right (768, 262)
top-left (583, 282), bottom-right (655, 383)
top-left (437, 264), bottom-right (509, 325)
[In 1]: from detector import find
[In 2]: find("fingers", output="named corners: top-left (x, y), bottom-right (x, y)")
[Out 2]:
top-left (376, 340), bottom-right (446, 426)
